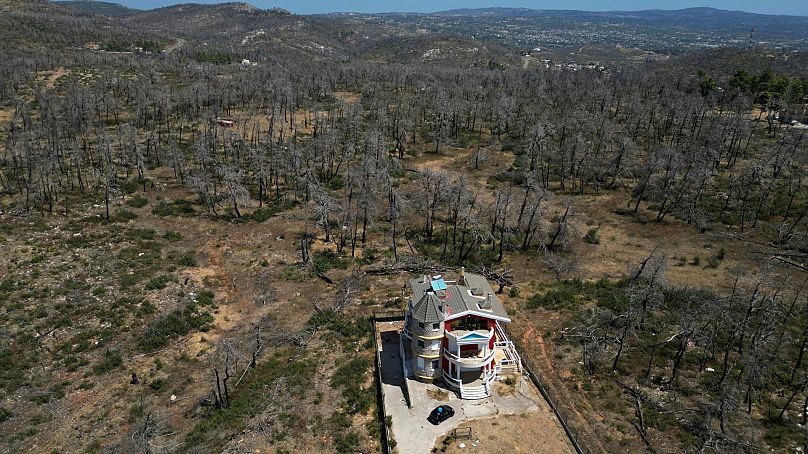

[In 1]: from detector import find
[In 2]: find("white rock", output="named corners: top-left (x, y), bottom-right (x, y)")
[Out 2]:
top-left (170, 394), bottom-right (177, 402)
top-left (459, 443), bottom-right (466, 449)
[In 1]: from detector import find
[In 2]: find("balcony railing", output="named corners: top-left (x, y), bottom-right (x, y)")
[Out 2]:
top-left (442, 369), bottom-right (495, 387)
top-left (443, 347), bottom-right (496, 367)
top-left (494, 322), bottom-right (522, 373)
top-left (442, 370), bottom-right (461, 386)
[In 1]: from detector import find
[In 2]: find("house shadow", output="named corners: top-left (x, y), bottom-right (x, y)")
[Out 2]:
top-left (379, 330), bottom-right (409, 400)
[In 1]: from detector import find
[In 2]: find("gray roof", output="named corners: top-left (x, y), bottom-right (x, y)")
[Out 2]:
top-left (408, 272), bottom-right (510, 323)
top-left (411, 292), bottom-right (446, 323)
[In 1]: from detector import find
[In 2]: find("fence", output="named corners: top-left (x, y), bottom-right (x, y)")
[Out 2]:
top-left (373, 310), bottom-right (407, 322)
top-left (504, 326), bottom-right (591, 454)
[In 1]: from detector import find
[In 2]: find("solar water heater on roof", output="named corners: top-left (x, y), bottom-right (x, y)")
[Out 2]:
top-left (431, 277), bottom-right (447, 291)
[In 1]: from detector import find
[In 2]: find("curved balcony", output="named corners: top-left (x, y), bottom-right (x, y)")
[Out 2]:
top-left (442, 369), bottom-right (496, 390)
top-left (443, 347), bottom-right (496, 368)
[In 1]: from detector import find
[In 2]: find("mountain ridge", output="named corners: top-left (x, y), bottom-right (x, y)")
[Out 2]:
top-left (44, 2), bottom-right (808, 19)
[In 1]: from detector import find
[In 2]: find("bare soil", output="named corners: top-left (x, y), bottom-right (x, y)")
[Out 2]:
top-left (436, 413), bottom-right (575, 454)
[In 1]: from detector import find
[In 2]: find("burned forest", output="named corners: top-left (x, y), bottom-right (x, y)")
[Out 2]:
top-left (0, 1), bottom-right (807, 453)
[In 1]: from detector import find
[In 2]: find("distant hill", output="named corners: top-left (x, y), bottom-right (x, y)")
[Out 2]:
top-left (56, 0), bottom-right (139, 17)
top-left (123, 2), bottom-right (291, 34)
top-left (434, 7), bottom-right (808, 40)
top-left (0, 0), bottom-right (71, 13)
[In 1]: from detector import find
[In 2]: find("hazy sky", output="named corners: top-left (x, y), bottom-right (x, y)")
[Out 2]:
top-left (114, 1), bottom-right (808, 16)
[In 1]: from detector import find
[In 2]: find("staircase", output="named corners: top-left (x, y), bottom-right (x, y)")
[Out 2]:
top-left (458, 370), bottom-right (496, 399)
top-left (494, 322), bottom-right (522, 377)
top-left (460, 384), bottom-right (489, 400)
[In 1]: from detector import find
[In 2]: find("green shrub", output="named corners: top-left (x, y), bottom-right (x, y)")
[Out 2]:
top-left (126, 195), bottom-right (149, 208)
top-left (196, 290), bottom-right (215, 306)
top-left (153, 200), bottom-right (195, 217)
top-left (334, 431), bottom-right (360, 453)
top-left (527, 288), bottom-right (577, 310)
top-left (361, 248), bottom-right (378, 263)
top-left (30, 394), bottom-right (51, 404)
top-left (138, 302), bottom-right (214, 352)
top-left (145, 275), bottom-right (173, 291)
top-left (177, 252), bottom-right (196, 267)
top-left (0, 407), bottom-right (12, 422)
top-left (163, 230), bottom-right (183, 242)
top-left (93, 350), bottom-right (123, 375)
top-left (311, 250), bottom-right (349, 274)
top-left (328, 175), bottom-right (345, 190)
top-left (149, 379), bottom-right (166, 392)
top-left (129, 228), bottom-right (156, 240)
top-left (113, 209), bottom-right (138, 222)
top-left (49, 381), bottom-right (69, 400)
top-left (138, 300), bottom-right (157, 316)
top-left (585, 228), bottom-right (601, 245)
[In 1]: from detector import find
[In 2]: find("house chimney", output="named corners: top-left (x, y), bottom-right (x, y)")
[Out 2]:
top-left (459, 266), bottom-right (465, 285)
top-left (480, 292), bottom-right (493, 310)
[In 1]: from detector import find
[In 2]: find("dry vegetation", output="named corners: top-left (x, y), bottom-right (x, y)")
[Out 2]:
top-left (1, 3), bottom-right (808, 454)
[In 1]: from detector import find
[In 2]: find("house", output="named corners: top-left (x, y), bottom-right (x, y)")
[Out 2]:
top-left (402, 269), bottom-right (522, 399)
top-left (779, 102), bottom-right (808, 125)
top-left (216, 118), bottom-right (236, 129)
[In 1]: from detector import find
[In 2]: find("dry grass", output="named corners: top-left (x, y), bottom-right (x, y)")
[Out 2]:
top-left (436, 414), bottom-right (575, 454)
top-left (492, 377), bottom-right (518, 397)
top-left (0, 188), bottom-right (359, 453)
top-left (427, 387), bottom-right (450, 402)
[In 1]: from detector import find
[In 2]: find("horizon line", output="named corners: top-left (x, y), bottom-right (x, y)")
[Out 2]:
top-left (55, 2), bottom-right (808, 18)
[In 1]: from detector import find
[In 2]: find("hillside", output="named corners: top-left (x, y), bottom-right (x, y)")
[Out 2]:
top-left (56, 0), bottom-right (139, 17)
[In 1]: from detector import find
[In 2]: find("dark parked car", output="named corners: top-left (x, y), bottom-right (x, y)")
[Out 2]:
top-left (427, 405), bottom-right (455, 425)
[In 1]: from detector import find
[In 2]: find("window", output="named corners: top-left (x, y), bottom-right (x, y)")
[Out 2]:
top-left (456, 317), bottom-right (487, 331)
top-left (431, 360), bottom-right (440, 370)
top-left (432, 322), bottom-right (440, 329)
top-left (418, 340), bottom-right (425, 348)
top-left (417, 357), bottom-right (425, 369)
top-left (418, 322), bottom-right (425, 329)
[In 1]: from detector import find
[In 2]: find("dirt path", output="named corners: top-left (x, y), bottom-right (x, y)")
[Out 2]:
top-left (163, 38), bottom-right (186, 55)
top-left (518, 321), bottom-right (609, 454)
top-left (44, 67), bottom-right (68, 90)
